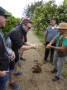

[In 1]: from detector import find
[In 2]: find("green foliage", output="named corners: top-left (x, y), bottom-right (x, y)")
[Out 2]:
top-left (32, 0), bottom-right (57, 32)
top-left (3, 16), bottom-right (20, 36)
top-left (57, 0), bottom-right (67, 22)
top-left (31, 0), bottom-right (67, 33)
top-left (62, 71), bottom-right (67, 77)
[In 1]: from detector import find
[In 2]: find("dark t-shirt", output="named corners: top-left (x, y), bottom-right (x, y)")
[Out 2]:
top-left (7, 25), bottom-right (27, 52)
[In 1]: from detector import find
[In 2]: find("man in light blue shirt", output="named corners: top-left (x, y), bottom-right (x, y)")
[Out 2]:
top-left (44, 18), bottom-right (58, 64)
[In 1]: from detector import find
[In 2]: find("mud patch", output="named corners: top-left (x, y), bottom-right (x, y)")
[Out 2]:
top-left (32, 63), bottom-right (42, 73)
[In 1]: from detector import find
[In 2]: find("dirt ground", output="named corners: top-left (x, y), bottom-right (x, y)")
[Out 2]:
top-left (7, 31), bottom-right (67, 90)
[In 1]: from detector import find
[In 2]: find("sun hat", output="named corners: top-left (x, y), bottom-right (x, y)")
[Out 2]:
top-left (57, 22), bottom-right (67, 30)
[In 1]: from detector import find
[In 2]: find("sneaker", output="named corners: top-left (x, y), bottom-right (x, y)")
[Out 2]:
top-left (9, 82), bottom-right (20, 90)
top-left (20, 57), bottom-right (26, 61)
top-left (52, 76), bottom-right (60, 82)
top-left (14, 71), bottom-right (23, 76)
top-left (51, 69), bottom-right (57, 73)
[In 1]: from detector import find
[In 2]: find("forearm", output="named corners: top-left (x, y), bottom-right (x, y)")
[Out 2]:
top-left (50, 46), bottom-right (65, 52)
top-left (25, 42), bottom-right (33, 46)
top-left (49, 38), bottom-right (56, 45)
top-left (20, 45), bottom-right (34, 51)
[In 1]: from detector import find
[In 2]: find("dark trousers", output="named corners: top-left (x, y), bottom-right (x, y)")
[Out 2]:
top-left (44, 42), bottom-right (55, 63)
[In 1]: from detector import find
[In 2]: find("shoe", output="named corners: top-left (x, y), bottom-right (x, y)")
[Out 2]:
top-left (51, 69), bottom-right (57, 73)
top-left (9, 82), bottom-right (20, 90)
top-left (52, 76), bottom-right (60, 82)
top-left (14, 71), bottom-right (23, 76)
top-left (20, 57), bottom-right (26, 61)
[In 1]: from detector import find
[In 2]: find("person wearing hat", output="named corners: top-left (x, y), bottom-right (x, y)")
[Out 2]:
top-left (46, 22), bottom-right (67, 81)
top-left (0, 6), bottom-right (15, 90)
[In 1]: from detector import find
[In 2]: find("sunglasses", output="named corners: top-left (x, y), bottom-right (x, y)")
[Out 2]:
top-left (26, 25), bottom-right (31, 30)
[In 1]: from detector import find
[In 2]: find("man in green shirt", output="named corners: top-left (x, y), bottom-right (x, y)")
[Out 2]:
top-left (46, 22), bottom-right (67, 81)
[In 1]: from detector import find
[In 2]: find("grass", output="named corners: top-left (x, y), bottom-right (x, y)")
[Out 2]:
top-left (62, 71), bottom-right (67, 77)
top-left (32, 30), bottom-right (44, 43)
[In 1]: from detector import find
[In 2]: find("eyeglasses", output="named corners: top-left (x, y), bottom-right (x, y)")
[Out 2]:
top-left (26, 25), bottom-right (31, 30)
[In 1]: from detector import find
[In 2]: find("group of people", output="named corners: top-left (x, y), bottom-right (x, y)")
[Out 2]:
top-left (0, 6), bottom-right (67, 90)
top-left (44, 18), bottom-right (67, 81)
top-left (0, 6), bottom-right (38, 90)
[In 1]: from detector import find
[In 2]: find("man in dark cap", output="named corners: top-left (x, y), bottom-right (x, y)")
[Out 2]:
top-left (0, 6), bottom-right (15, 90)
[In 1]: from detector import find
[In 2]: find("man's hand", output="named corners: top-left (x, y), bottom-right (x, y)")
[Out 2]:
top-left (32, 44), bottom-right (39, 49)
top-left (46, 43), bottom-right (51, 49)
top-left (10, 51), bottom-right (15, 61)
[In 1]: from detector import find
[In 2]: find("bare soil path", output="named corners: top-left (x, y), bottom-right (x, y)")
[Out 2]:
top-left (7, 31), bottom-right (67, 90)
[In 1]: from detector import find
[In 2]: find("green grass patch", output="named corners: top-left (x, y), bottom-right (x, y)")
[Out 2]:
top-left (32, 30), bottom-right (44, 43)
top-left (64, 64), bottom-right (67, 68)
top-left (62, 64), bottom-right (67, 77)
top-left (62, 71), bottom-right (67, 77)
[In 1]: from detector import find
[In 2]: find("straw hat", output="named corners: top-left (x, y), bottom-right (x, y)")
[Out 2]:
top-left (57, 22), bottom-right (67, 30)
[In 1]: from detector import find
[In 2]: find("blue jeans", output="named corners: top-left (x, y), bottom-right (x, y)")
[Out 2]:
top-left (0, 72), bottom-right (8, 90)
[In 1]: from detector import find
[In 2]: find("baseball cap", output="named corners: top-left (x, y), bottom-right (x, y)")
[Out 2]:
top-left (0, 6), bottom-right (11, 18)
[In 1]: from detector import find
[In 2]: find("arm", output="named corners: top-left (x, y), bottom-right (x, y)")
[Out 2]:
top-left (49, 45), bottom-right (66, 52)
top-left (46, 38), bottom-right (56, 48)
top-left (19, 44), bottom-right (37, 51)
top-left (48, 38), bottom-right (56, 45)
top-left (47, 36), bottom-right (67, 52)
top-left (20, 41), bottom-right (39, 51)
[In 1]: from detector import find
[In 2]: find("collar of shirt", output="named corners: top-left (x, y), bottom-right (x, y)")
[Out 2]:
top-left (19, 25), bottom-right (26, 36)
top-left (51, 25), bottom-right (57, 29)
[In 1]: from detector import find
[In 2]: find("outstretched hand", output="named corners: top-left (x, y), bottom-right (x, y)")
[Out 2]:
top-left (32, 44), bottom-right (39, 49)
